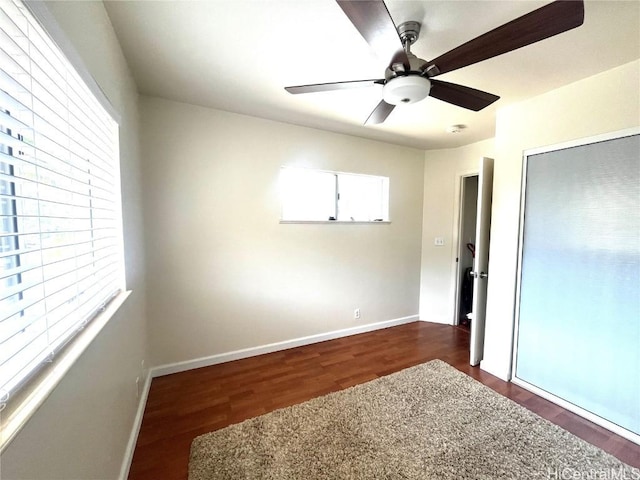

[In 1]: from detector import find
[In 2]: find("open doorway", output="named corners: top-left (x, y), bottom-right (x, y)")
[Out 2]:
top-left (454, 175), bottom-right (478, 331)
top-left (451, 158), bottom-right (493, 366)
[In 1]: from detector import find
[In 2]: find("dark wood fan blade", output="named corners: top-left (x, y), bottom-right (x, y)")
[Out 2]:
top-left (429, 80), bottom-right (500, 111)
top-left (365, 100), bottom-right (395, 125)
top-left (285, 79), bottom-right (384, 94)
top-left (425, 0), bottom-right (584, 77)
top-left (336, 0), bottom-right (410, 70)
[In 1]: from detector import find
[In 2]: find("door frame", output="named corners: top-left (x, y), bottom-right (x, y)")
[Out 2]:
top-left (511, 127), bottom-right (640, 444)
top-left (450, 169), bottom-right (480, 326)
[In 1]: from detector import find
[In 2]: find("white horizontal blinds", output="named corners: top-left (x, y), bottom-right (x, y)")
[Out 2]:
top-left (0, 0), bottom-right (121, 403)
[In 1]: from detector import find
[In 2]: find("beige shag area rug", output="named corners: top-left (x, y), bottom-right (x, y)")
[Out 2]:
top-left (189, 360), bottom-right (638, 479)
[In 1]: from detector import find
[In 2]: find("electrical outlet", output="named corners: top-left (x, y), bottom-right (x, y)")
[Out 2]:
top-left (354, 308), bottom-right (361, 319)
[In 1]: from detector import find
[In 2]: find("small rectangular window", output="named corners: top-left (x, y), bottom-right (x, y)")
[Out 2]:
top-left (280, 167), bottom-right (389, 222)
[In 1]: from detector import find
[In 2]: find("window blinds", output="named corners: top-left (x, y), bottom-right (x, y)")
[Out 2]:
top-left (0, 0), bottom-right (123, 405)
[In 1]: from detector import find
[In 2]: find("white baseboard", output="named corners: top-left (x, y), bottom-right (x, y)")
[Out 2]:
top-left (421, 316), bottom-right (451, 325)
top-left (479, 359), bottom-right (511, 381)
top-left (512, 376), bottom-right (640, 445)
top-left (117, 314), bottom-right (418, 477)
top-left (151, 315), bottom-right (419, 378)
top-left (119, 371), bottom-right (152, 480)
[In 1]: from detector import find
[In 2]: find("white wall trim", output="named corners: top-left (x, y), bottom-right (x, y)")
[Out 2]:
top-left (512, 376), bottom-right (640, 445)
top-left (25, 1), bottom-right (121, 123)
top-left (118, 315), bottom-right (418, 476)
top-left (419, 316), bottom-right (450, 325)
top-left (119, 371), bottom-right (152, 480)
top-left (0, 291), bottom-right (131, 455)
top-left (479, 358), bottom-right (511, 381)
top-left (151, 315), bottom-right (419, 378)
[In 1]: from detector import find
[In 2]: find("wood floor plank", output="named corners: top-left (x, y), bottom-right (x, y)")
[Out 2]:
top-left (128, 322), bottom-right (640, 479)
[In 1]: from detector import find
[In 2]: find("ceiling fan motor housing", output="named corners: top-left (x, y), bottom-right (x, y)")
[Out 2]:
top-left (287, 0), bottom-right (585, 122)
top-left (382, 75), bottom-right (431, 105)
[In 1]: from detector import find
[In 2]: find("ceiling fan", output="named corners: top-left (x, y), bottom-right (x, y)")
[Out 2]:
top-left (285, 0), bottom-right (584, 125)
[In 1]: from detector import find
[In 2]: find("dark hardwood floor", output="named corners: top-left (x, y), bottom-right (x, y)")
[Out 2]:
top-left (128, 322), bottom-right (639, 479)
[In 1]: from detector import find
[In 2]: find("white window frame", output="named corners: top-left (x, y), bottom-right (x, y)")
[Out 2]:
top-left (0, 0), bottom-right (128, 453)
top-left (279, 166), bottom-right (391, 224)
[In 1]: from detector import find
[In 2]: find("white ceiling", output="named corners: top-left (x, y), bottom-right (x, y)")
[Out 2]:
top-left (104, 1), bottom-right (640, 150)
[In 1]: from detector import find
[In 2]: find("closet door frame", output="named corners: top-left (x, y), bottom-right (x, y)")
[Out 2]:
top-left (511, 126), bottom-right (640, 445)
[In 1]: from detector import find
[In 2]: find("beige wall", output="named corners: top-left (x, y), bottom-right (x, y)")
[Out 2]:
top-left (0, 2), bottom-right (147, 479)
top-left (482, 60), bottom-right (640, 380)
top-left (140, 97), bottom-right (425, 367)
top-left (419, 138), bottom-right (495, 324)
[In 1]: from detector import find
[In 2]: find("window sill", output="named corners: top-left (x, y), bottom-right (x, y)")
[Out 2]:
top-left (0, 290), bottom-right (132, 454)
top-left (279, 220), bottom-right (391, 224)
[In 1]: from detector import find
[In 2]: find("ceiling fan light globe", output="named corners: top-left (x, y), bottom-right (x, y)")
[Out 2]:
top-left (382, 76), bottom-right (431, 105)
